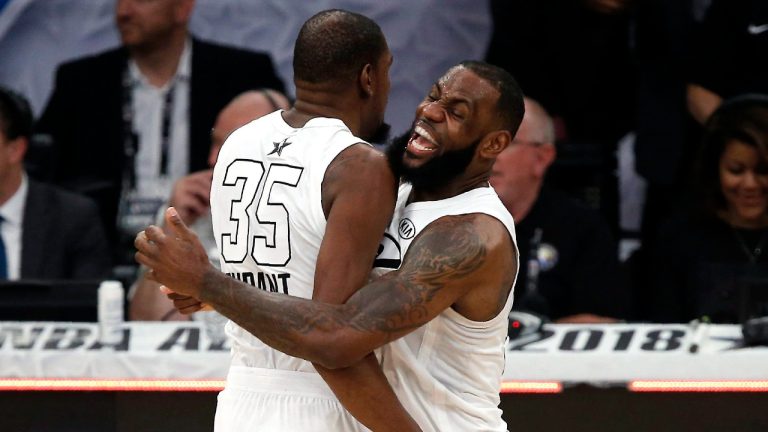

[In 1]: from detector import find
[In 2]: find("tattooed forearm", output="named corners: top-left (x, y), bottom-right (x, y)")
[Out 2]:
top-left (200, 270), bottom-right (346, 358)
top-left (198, 214), bottom-right (491, 368)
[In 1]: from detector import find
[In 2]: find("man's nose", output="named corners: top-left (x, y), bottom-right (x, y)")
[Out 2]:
top-left (420, 100), bottom-right (446, 123)
top-left (116, 0), bottom-right (134, 19)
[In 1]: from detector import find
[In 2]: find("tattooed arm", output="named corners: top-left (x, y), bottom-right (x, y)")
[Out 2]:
top-left (138, 209), bottom-right (517, 369)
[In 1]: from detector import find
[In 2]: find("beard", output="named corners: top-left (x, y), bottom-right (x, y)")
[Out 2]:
top-left (385, 127), bottom-right (480, 189)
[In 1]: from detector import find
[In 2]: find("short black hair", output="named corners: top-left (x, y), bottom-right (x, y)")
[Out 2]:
top-left (293, 9), bottom-right (387, 86)
top-left (696, 94), bottom-right (768, 214)
top-left (458, 61), bottom-right (525, 136)
top-left (0, 86), bottom-right (33, 140)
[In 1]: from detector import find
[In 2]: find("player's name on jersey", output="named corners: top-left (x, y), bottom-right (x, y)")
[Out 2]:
top-left (226, 271), bottom-right (291, 294)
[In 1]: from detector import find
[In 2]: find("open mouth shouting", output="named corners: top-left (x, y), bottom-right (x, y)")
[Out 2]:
top-left (407, 122), bottom-right (439, 158)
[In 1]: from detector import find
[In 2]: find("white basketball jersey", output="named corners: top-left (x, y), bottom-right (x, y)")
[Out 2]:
top-left (372, 183), bottom-right (518, 432)
top-left (210, 111), bottom-right (366, 372)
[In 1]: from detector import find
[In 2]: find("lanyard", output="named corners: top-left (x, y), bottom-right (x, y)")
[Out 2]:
top-left (159, 85), bottom-right (175, 176)
top-left (121, 69), bottom-right (138, 190)
top-left (0, 216), bottom-right (7, 280)
top-left (121, 67), bottom-right (176, 189)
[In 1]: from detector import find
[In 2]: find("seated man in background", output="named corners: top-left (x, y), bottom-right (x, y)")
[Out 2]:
top-left (32, 0), bottom-right (284, 265)
top-left (130, 89), bottom-right (290, 321)
top-left (0, 86), bottom-right (111, 280)
top-left (491, 97), bottom-right (630, 323)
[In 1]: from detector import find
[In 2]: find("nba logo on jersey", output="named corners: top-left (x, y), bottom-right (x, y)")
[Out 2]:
top-left (398, 218), bottom-right (416, 239)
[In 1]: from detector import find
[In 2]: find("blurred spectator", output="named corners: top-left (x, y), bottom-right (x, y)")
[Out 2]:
top-left (633, 0), bottom-right (699, 219)
top-left (130, 89), bottom-right (289, 321)
top-left (650, 95), bottom-right (768, 323)
top-left (687, 0), bottom-right (768, 125)
top-left (491, 97), bottom-right (628, 323)
top-left (486, 0), bottom-right (635, 235)
top-left (0, 86), bottom-right (110, 280)
top-left (629, 0), bottom-right (702, 319)
top-left (32, 0), bottom-right (284, 265)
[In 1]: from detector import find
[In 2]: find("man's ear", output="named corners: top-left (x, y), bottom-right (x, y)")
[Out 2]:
top-left (533, 143), bottom-right (556, 177)
top-left (359, 63), bottom-right (374, 98)
top-left (479, 130), bottom-right (511, 158)
top-left (176, 0), bottom-right (196, 24)
top-left (7, 136), bottom-right (28, 165)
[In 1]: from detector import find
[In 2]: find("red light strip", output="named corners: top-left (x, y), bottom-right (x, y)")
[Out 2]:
top-left (12, 379), bottom-right (765, 393)
top-left (629, 381), bottom-right (768, 393)
top-left (0, 378), bottom-right (226, 392)
top-left (0, 378), bottom-right (563, 394)
top-left (500, 381), bottom-right (562, 393)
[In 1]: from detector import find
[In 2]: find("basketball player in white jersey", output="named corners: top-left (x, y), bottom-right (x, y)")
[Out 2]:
top-left (136, 9), bottom-right (420, 432)
top-left (137, 61), bottom-right (524, 430)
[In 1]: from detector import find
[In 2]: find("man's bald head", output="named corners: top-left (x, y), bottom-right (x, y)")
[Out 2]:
top-left (517, 97), bottom-right (556, 146)
top-left (293, 9), bottom-right (388, 88)
top-left (209, 89), bottom-right (291, 167)
top-left (490, 97), bottom-right (557, 220)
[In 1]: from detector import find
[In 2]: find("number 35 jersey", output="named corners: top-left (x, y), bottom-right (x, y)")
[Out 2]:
top-left (210, 110), bottom-right (367, 372)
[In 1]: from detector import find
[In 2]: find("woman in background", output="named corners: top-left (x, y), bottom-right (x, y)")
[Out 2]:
top-left (650, 95), bottom-right (768, 323)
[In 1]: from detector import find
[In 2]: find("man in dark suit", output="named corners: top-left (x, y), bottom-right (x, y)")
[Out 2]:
top-left (32, 0), bottom-right (284, 259)
top-left (491, 97), bottom-right (630, 323)
top-left (0, 87), bottom-right (111, 280)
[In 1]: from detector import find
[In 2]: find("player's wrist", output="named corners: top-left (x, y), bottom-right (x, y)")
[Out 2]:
top-left (196, 265), bottom-right (222, 305)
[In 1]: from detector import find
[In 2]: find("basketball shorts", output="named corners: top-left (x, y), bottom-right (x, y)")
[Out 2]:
top-left (214, 365), bottom-right (369, 432)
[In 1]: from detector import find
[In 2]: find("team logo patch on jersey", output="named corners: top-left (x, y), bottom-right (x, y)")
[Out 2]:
top-left (268, 138), bottom-right (292, 156)
top-left (398, 218), bottom-right (416, 239)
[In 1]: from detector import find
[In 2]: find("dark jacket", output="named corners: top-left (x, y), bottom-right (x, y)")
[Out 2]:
top-left (512, 187), bottom-right (629, 321)
top-left (649, 212), bottom-right (768, 323)
top-left (32, 38), bottom-right (285, 247)
top-left (21, 179), bottom-right (112, 280)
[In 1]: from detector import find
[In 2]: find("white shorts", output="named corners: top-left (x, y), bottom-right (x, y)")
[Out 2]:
top-left (214, 366), bottom-right (369, 432)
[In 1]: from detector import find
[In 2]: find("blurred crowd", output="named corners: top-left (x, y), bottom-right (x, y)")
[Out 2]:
top-left (0, 0), bottom-right (767, 325)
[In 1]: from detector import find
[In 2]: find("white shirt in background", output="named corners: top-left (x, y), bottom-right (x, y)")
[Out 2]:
top-left (0, 174), bottom-right (28, 280)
